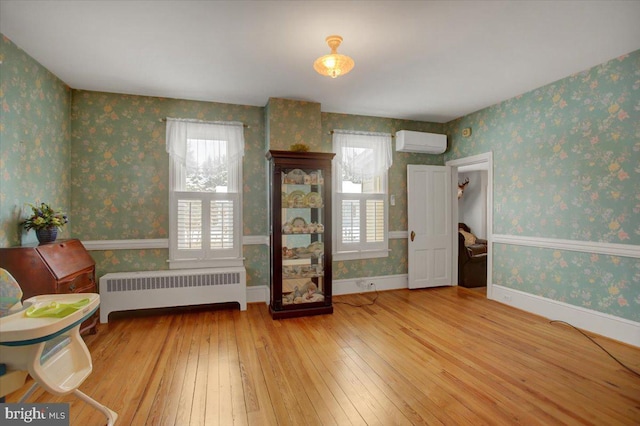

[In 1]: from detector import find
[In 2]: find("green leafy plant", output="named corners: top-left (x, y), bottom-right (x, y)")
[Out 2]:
top-left (22, 202), bottom-right (68, 231)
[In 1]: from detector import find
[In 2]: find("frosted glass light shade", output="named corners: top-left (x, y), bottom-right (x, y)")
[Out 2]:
top-left (313, 35), bottom-right (355, 78)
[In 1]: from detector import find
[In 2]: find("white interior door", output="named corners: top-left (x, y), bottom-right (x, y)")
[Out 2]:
top-left (407, 165), bottom-right (454, 289)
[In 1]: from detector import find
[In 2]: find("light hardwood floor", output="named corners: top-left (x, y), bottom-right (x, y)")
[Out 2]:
top-left (7, 287), bottom-right (640, 425)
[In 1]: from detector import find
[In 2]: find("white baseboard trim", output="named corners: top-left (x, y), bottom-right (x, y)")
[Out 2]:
top-left (333, 274), bottom-right (408, 296)
top-left (492, 234), bottom-right (640, 259)
top-left (247, 285), bottom-right (270, 304)
top-left (490, 285), bottom-right (640, 347)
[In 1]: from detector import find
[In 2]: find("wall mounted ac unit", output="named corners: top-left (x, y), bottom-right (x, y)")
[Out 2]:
top-left (395, 130), bottom-right (447, 154)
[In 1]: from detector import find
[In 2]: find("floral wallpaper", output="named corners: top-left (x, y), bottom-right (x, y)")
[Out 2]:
top-left (447, 51), bottom-right (639, 244)
top-left (0, 35), bottom-right (71, 247)
top-left (71, 91), bottom-right (267, 238)
top-left (70, 90), bottom-right (267, 281)
top-left (493, 245), bottom-right (639, 322)
top-left (266, 98), bottom-right (323, 151)
top-left (446, 50), bottom-right (639, 321)
top-left (90, 249), bottom-right (168, 278)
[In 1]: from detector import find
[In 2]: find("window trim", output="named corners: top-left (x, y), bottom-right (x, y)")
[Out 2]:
top-left (166, 122), bottom-right (244, 270)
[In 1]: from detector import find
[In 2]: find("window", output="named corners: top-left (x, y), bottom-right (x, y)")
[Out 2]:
top-left (166, 119), bottom-right (244, 268)
top-left (332, 131), bottom-right (392, 260)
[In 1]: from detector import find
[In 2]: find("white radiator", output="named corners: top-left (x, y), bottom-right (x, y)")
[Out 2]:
top-left (98, 267), bottom-right (246, 323)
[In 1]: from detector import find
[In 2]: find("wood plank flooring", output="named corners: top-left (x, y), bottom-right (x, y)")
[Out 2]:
top-left (6, 287), bottom-right (640, 425)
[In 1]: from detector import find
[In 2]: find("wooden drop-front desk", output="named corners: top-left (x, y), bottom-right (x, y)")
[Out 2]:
top-left (0, 239), bottom-right (98, 334)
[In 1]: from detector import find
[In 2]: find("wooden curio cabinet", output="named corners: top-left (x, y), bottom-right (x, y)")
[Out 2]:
top-left (266, 150), bottom-right (335, 319)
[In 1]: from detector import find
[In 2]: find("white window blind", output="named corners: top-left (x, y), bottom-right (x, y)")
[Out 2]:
top-left (341, 199), bottom-right (360, 243)
top-left (177, 198), bottom-right (202, 250)
top-left (332, 130), bottom-right (392, 260)
top-left (166, 118), bottom-right (244, 268)
top-left (210, 199), bottom-right (234, 249)
top-left (366, 199), bottom-right (385, 242)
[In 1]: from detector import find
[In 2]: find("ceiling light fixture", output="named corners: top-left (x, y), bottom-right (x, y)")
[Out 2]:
top-left (313, 35), bottom-right (355, 78)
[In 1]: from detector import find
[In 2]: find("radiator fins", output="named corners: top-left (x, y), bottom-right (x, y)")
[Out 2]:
top-left (105, 273), bottom-right (241, 292)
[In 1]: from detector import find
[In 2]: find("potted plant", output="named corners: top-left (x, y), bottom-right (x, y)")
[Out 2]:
top-left (22, 202), bottom-right (69, 243)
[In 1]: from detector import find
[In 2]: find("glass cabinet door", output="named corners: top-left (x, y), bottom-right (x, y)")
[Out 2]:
top-left (280, 167), bottom-right (326, 306)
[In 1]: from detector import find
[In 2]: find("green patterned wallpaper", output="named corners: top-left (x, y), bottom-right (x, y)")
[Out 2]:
top-left (70, 90), bottom-right (267, 279)
top-left (266, 98), bottom-right (323, 151)
top-left (0, 35), bottom-right (71, 247)
top-left (71, 91), bottom-right (266, 239)
top-left (447, 51), bottom-right (639, 244)
top-left (493, 244), bottom-right (639, 321)
top-left (446, 50), bottom-right (639, 321)
top-left (321, 112), bottom-right (445, 280)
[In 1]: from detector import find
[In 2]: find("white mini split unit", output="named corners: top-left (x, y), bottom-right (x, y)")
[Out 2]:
top-left (395, 130), bottom-right (447, 154)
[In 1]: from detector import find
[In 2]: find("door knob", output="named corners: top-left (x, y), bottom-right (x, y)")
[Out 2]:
top-left (410, 231), bottom-right (415, 242)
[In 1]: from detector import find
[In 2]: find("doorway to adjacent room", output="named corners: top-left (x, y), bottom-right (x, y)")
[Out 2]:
top-left (446, 152), bottom-right (493, 298)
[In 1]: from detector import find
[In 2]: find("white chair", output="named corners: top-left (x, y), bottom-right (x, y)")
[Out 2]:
top-left (0, 268), bottom-right (117, 425)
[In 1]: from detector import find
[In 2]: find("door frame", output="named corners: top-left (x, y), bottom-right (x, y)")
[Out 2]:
top-left (445, 152), bottom-right (494, 298)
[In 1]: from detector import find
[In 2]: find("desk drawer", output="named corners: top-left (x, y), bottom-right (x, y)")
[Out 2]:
top-left (58, 270), bottom-right (96, 294)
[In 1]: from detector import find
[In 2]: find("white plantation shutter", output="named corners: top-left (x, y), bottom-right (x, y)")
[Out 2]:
top-left (366, 198), bottom-right (384, 243)
top-left (210, 199), bottom-right (235, 249)
top-left (177, 198), bottom-right (202, 250)
top-left (166, 119), bottom-right (244, 268)
top-left (174, 194), bottom-right (239, 258)
top-left (333, 130), bottom-right (391, 259)
top-left (341, 199), bottom-right (360, 243)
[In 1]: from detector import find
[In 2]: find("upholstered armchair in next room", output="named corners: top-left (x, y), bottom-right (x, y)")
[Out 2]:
top-left (458, 223), bottom-right (487, 288)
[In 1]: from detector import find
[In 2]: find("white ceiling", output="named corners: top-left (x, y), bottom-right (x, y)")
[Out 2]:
top-left (1, 1), bottom-right (639, 123)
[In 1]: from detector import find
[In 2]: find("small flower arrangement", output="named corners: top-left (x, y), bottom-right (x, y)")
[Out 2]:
top-left (290, 143), bottom-right (310, 152)
top-left (22, 202), bottom-right (68, 231)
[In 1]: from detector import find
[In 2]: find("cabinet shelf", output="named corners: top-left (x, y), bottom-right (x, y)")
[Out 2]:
top-left (281, 207), bottom-right (324, 210)
top-left (282, 231), bottom-right (324, 235)
top-left (267, 150), bottom-right (335, 319)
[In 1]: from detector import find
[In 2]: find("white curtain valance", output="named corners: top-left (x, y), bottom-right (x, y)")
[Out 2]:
top-left (332, 130), bottom-right (392, 180)
top-left (165, 118), bottom-right (245, 167)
